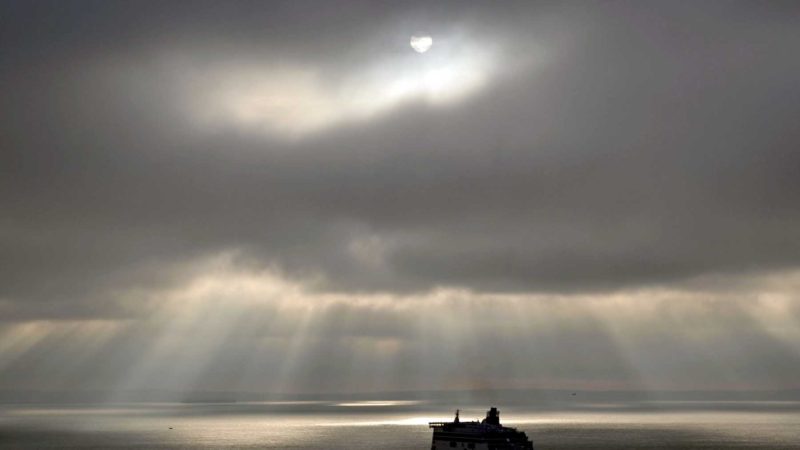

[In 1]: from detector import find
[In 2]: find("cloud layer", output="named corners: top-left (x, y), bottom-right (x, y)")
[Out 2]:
top-left (1, 1), bottom-right (799, 394)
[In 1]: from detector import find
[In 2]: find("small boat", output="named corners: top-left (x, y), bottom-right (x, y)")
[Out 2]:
top-left (429, 407), bottom-right (534, 450)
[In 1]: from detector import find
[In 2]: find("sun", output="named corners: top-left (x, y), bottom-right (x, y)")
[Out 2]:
top-left (410, 35), bottom-right (433, 53)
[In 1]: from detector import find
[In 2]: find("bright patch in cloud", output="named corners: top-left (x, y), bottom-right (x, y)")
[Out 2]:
top-left (181, 38), bottom-right (496, 137)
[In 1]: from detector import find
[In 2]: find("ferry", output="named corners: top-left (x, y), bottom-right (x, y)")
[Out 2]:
top-left (429, 407), bottom-right (534, 450)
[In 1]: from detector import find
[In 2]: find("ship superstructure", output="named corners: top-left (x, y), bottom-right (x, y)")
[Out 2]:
top-left (429, 407), bottom-right (534, 450)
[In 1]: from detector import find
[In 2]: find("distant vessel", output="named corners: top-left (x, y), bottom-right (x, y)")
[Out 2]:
top-left (429, 407), bottom-right (534, 450)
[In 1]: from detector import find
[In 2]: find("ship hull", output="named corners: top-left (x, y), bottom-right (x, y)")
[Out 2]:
top-left (432, 436), bottom-right (533, 450)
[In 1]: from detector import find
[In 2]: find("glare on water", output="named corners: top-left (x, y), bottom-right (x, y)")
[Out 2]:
top-left (1, 401), bottom-right (799, 449)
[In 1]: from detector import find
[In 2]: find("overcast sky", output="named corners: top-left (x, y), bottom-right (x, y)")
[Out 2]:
top-left (1, 0), bottom-right (799, 397)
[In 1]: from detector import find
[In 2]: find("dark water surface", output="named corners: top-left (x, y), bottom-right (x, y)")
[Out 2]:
top-left (1, 401), bottom-right (799, 449)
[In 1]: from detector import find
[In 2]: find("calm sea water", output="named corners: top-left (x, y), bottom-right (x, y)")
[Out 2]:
top-left (1, 401), bottom-right (799, 449)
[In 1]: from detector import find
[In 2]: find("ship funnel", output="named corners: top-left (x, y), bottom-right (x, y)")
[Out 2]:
top-left (484, 406), bottom-right (500, 426)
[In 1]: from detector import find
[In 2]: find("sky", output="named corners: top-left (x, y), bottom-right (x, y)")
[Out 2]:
top-left (1, 0), bottom-right (799, 399)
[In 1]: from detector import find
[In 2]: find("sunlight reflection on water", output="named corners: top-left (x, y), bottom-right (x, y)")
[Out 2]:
top-left (1, 401), bottom-right (799, 449)
top-left (335, 400), bottom-right (423, 407)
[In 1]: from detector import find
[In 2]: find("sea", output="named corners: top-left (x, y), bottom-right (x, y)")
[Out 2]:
top-left (1, 400), bottom-right (799, 449)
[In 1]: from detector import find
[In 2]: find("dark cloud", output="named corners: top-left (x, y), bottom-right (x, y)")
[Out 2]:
top-left (1, 0), bottom-right (800, 318)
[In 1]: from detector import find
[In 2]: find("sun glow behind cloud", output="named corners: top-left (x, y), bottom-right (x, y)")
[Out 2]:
top-left (181, 35), bottom-right (497, 138)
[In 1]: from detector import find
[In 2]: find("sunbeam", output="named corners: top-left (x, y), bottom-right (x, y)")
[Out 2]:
top-left (4, 255), bottom-right (794, 399)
